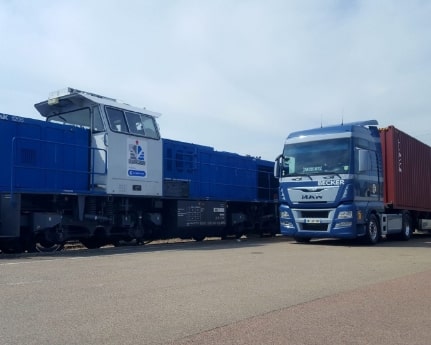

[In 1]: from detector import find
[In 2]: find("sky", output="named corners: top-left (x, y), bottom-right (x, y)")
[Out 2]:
top-left (1, 0), bottom-right (431, 161)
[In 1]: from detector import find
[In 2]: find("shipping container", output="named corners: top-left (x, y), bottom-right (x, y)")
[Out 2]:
top-left (380, 125), bottom-right (431, 213)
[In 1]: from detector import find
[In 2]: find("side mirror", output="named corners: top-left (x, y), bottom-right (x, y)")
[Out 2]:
top-left (274, 154), bottom-right (283, 178)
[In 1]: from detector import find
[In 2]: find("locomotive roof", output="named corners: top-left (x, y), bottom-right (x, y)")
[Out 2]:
top-left (34, 87), bottom-right (161, 118)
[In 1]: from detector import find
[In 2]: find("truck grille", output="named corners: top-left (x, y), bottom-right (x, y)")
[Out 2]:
top-left (301, 210), bottom-right (329, 218)
top-left (302, 223), bottom-right (328, 231)
top-left (298, 210), bottom-right (330, 232)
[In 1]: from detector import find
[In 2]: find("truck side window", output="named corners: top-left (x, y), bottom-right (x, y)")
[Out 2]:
top-left (356, 148), bottom-right (378, 174)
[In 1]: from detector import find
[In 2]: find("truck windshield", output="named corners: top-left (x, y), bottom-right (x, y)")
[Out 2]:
top-left (282, 138), bottom-right (351, 176)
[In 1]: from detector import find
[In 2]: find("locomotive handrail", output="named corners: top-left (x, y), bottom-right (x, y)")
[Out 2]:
top-left (89, 146), bottom-right (108, 189)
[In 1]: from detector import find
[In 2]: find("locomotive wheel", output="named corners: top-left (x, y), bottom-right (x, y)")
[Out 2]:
top-left (192, 234), bottom-right (206, 242)
top-left (113, 238), bottom-right (136, 247)
top-left (35, 234), bottom-right (64, 253)
top-left (80, 238), bottom-right (104, 249)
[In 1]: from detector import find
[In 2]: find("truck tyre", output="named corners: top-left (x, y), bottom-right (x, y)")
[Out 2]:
top-left (365, 214), bottom-right (380, 245)
top-left (398, 212), bottom-right (412, 241)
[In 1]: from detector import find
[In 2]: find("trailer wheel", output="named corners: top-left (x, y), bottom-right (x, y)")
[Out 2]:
top-left (398, 212), bottom-right (412, 241)
top-left (365, 214), bottom-right (380, 245)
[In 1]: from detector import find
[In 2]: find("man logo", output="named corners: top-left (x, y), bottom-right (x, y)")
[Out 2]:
top-left (302, 194), bottom-right (323, 200)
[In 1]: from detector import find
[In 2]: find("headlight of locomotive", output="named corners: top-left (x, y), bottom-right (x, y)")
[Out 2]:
top-left (338, 210), bottom-right (352, 219)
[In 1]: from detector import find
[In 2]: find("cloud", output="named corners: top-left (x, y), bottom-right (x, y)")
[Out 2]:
top-left (1, 0), bottom-right (431, 159)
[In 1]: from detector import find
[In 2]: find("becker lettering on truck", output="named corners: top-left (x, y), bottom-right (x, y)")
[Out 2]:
top-left (318, 179), bottom-right (345, 186)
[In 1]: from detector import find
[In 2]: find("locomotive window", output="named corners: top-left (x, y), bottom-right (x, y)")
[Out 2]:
top-left (92, 106), bottom-right (105, 132)
top-left (125, 112), bottom-right (145, 136)
top-left (141, 115), bottom-right (159, 139)
top-left (125, 111), bottom-right (160, 139)
top-left (47, 108), bottom-right (91, 129)
top-left (106, 107), bottom-right (128, 133)
top-left (106, 107), bottom-right (160, 139)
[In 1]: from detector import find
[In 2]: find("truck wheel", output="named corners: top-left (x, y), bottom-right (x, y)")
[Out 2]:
top-left (365, 214), bottom-right (380, 245)
top-left (398, 212), bottom-right (412, 241)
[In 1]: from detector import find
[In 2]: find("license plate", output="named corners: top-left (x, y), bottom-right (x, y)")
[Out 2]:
top-left (305, 218), bottom-right (320, 224)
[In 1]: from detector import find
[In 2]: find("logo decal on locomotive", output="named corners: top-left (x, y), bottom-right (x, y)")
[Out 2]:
top-left (127, 139), bottom-right (147, 177)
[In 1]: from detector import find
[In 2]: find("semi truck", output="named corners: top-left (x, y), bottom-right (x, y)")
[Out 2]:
top-left (274, 120), bottom-right (431, 244)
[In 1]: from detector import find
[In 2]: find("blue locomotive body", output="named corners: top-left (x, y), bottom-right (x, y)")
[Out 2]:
top-left (0, 89), bottom-right (278, 253)
top-left (162, 138), bottom-right (275, 202)
top-left (0, 114), bottom-right (89, 193)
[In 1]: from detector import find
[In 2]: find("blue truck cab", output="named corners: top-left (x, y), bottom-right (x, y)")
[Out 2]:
top-left (274, 120), bottom-right (385, 243)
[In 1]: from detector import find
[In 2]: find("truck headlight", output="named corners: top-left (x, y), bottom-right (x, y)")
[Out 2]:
top-left (334, 221), bottom-right (353, 229)
top-left (281, 220), bottom-right (295, 228)
top-left (338, 211), bottom-right (352, 219)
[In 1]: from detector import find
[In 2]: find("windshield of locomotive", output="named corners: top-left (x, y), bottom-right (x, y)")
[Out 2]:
top-left (281, 138), bottom-right (351, 177)
top-left (47, 108), bottom-right (91, 129)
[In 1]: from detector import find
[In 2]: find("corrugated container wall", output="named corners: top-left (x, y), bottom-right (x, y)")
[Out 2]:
top-left (379, 126), bottom-right (431, 213)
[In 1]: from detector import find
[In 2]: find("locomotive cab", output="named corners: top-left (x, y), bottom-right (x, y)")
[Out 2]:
top-left (35, 88), bottom-right (163, 196)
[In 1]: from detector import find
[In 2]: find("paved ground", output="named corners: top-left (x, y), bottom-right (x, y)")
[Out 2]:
top-left (1, 234), bottom-right (430, 345)
top-left (166, 269), bottom-right (431, 345)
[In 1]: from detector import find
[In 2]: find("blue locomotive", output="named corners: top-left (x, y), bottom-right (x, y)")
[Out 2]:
top-left (0, 88), bottom-right (278, 253)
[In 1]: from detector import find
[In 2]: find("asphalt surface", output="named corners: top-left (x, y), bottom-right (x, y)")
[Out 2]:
top-left (1, 234), bottom-right (430, 345)
top-left (166, 269), bottom-right (431, 345)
